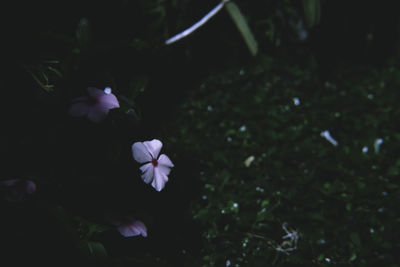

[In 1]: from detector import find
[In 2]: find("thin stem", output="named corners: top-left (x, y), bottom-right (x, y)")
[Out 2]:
top-left (165, 0), bottom-right (230, 45)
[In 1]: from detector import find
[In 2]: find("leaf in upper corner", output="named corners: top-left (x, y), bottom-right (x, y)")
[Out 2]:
top-left (225, 2), bottom-right (258, 56)
top-left (303, 0), bottom-right (321, 28)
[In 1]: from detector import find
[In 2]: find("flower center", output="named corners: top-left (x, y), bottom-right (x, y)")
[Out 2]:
top-left (151, 158), bottom-right (158, 167)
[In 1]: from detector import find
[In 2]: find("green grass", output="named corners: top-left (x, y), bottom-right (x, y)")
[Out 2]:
top-left (167, 55), bottom-right (400, 266)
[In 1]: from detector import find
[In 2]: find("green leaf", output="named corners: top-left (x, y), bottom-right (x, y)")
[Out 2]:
top-left (303, 0), bottom-right (321, 28)
top-left (87, 241), bottom-right (108, 259)
top-left (225, 2), bottom-right (258, 56)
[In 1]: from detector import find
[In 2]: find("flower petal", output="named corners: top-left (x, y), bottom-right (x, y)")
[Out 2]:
top-left (68, 101), bottom-right (90, 117)
top-left (158, 154), bottom-right (174, 168)
top-left (117, 220), bottom-right (147, 238)
top-left (132, 142), bottom-right (152, 163)
top-left (99, 94), bottom-right (120, 110)
top-left (143, 139), bottom-right (163, 159)
top-left (139, 163), bottom-right (154, 184)
top-left (87, 87), bottom-right (106, 97)
top-left (158, 164), bottom-right (171, 176)
top-left (87, 107), bottom-right (109, 123)
top-left (1, 179), bottom-right (36, 202)
top-left (152, 167), bottom-right (168, 192)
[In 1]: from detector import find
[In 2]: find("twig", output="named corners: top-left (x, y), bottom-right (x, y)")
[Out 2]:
top-left (165, 0), bottom-right (230, 45)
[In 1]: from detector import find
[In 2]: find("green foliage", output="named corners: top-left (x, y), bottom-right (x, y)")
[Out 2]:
top-left (168, 56), bottom-right (400, 265)
top-left (225, 2), bottom-right (258, 56)
top-left (303, 0), bottom-right (321, 28)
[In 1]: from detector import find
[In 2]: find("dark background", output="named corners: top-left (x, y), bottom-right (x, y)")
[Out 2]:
top-left (0, 0), bottom-right (400, 266)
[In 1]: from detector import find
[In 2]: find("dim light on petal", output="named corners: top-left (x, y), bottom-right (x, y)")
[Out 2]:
top-left (158, 154), bottom-right (174, 167)
top-left (116, 219), bottom-right (147, 238)
top-left (132, 142), bottom-right (152, 163)
top-left (87, 87), bottom-right (106, 97)
top-left (68, 87), bottom-right (120, 123)
top-left (139, 163), bottom-right (154, 184)
top-left (152, 167), bottom-right (168, 192)
top-left (143, 139), bottom-right (163, 159)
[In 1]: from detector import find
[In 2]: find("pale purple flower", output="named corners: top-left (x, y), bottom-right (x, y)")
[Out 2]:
top-left (106, 215), bottom-right (147, 238)
top-left (1, 179), bottom-right (36, 202)
top-left (113, 218), bottom-right (147, 238)
top-left (69, 87), bottom-right (120, 123)
top-left (132, 139), bottom-right (174, 192)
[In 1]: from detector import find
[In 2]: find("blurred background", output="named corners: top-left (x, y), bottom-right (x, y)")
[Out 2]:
top-left (0, 0), bottom-right (400, 266)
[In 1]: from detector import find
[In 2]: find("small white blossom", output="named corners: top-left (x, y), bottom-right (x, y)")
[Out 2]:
top-left (132, 139), bottom-right (174, 191)
top-left (320, 130), bottom-right (338, 146)
top-left (374, 138), bottom-right (383, 153)
top-left (244, 155), bottom-right (255, 167)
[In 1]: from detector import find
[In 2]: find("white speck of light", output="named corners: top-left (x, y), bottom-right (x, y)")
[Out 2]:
top-left (320, 130), bottom-right (338, 146)
top-left (293, 97), bottom-right (300, 106)
top-left (227, 137), bottom-right (232, 142)
top-left (202, 195), bottom-right (207, 200)
top-left (207, 105), bottom-right (213, 111)
top-left (362, 146), bottom-right (368, 153)
top-left (239, 69), bottom-right (245, 76)
top-left (325, 258), bottom-right (331, 263)
top-left (221, 209), bottom-right (226, 214)
top-left (239, 125), bottom-right (247, 132)
top-left (244, 155), bottom-right (255, 167)
top-left (233, 203), bottom-right (239, 208)
top-left (370, 228), bottom-right (375, 234)
top-left (374, 138), bottom-right (383, 153)
top-left (255, 186), bottom-right (265, 193)
top-left (317, 239), bottom-right (326, 245)
top-left (226, 260), bottom-right (231, 267)
top-left (368, 93), bottom-right (374, 99)
top-left (382, 191), bottom-right (388, 196)
top-left (104, 87), bottom-right (112, 94)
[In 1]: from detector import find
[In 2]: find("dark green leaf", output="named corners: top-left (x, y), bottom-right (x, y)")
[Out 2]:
top-left (225, 2), bottom-right (258, 56)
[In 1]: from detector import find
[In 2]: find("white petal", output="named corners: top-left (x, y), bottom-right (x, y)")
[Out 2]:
top-left (158, 164), bottom-right (171, 176)
top-left (99, 93), bottom-right (120, 109)
top-left (158, 154), bottom-right (174, 167)
top-left (132, 142), bottom-right (152, 163)
top-left (152, 167), bottom-right (168, 191)
top-left (139, 163), bottom-right (154, 184)
top-left (143, 139), bottom-right (163, 159)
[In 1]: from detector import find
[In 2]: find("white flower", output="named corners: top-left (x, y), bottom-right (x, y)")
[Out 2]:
top-left (320, 130), bottom-right (338, 146)
top-left (132, 139), bottom-right (174, 191)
